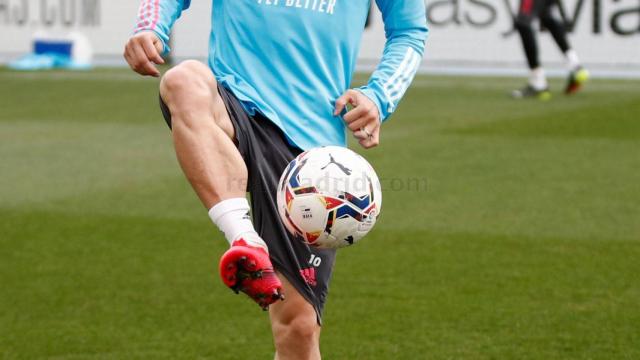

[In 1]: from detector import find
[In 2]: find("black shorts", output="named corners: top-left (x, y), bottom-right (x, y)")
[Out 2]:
top-left (159, 84), bottom-right (337, 323)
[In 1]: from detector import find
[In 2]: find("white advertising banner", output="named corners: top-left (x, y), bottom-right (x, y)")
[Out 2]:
top-left (0, 0), bottom-right (638, 76)
top-left (0, 1), bottom-right (136, 62)
top-left (415, 0), bottom-right (640, 76)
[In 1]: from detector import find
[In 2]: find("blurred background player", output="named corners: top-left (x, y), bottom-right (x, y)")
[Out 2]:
top-left (512, 0), bottom-right (590, 99)
top-left (123, 1), bottom-right (427, 359)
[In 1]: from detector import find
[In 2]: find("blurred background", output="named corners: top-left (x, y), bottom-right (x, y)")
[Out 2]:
top-left (1, 1), bottom-right (639, 359)
top-left (1, 0), bottom-right (639, 75)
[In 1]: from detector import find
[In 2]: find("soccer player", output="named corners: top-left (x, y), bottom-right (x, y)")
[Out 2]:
top-left (124, 1), bottom-right (427, 358)
top-left (512, 0), bottom-right (589, 99)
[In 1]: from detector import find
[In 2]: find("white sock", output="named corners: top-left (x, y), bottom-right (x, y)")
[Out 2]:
top-left (208, 198), bottom-right (267, 251)
top-left (529, 67), bottom-right (548, 90)
top-left (565, 49), bottom-right (581, 71)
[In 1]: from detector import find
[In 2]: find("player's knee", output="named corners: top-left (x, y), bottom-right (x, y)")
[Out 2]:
top-left (288, 315), bottom-right (319, 342)
top-left (160, 61), bottom-right (219, 128)
top-left (160, 60), bottom-right (216, 104)
top-left (274, 311), bottom-right (319, 346)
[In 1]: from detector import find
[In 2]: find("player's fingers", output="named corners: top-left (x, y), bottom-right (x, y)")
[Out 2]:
top-left (126, 41), bottom-right (146, 73)
top-left (348, 105), bottom-right (380, 131)
top-left (124, 42), bottom-right (136, 66)
top-left (343, 104), bottom-right (369, 124)
top-left (352, 129), bottom-right (368, 140)
top-left (345, 89), bottom-right (360, 106)
top-left (141, 37), bottom-right (165, 65)
top-left (124, 43), bottom-right (146, 74)
top-left (359, 136), bottom-right (379, 149)
top-left (152, 36), bottom-right (164, 54)
top-left (358, 124), bottom-right (380, 149)
top-left (333, 94), bottom-right (352, 116)
top-left (351, 116), bottom-right (379, 136)
top-left (348, 106), bottom-right (380, 131)
top-left (123, 43), bottom-right (133, 67)
top-left (346, 117), bottom-right (370, 132)
top-left (333, 89), bottom-right (360, 116)
top-left (131, 42), bottom-right (160, 77)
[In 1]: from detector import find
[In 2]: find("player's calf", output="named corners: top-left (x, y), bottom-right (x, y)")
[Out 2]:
top-left (269, 276), bottom-right (321, 360)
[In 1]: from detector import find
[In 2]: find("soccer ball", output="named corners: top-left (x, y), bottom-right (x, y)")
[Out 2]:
top-left (276, 146), bottom-right (382, 249)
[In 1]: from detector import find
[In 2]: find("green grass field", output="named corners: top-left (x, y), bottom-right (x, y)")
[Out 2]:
top-left (1, 68), bottom-right (639, 359)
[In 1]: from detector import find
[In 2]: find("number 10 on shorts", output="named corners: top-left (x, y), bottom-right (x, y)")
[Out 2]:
top-left (309, 254), bottom-right (322, 267)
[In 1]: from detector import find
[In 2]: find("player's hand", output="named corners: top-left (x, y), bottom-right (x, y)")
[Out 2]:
top-left (123, 32), bottom-right (165, 77)
top-left (334, 89), bottom-right (381, 149)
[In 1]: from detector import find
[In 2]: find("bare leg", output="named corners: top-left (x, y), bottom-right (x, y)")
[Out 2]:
top-left (161, 61), bottom-right (319, 357)
top-left (270, 274), bottom-right (322, 360)
top-left (159, 60), bottom-right (246, 208)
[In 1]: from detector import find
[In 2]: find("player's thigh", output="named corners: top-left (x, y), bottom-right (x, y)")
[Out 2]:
top-left (269, 272), bottom-right (321, 340)
top-left (159, 60), bottom-right (234, 139)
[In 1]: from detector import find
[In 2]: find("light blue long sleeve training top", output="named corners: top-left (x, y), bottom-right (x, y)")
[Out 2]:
top-left (134, 0), bottom-right (428, 150)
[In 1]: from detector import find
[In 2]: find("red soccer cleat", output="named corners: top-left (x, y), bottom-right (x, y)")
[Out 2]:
top-left (219, 239), bottom-right (284, 310)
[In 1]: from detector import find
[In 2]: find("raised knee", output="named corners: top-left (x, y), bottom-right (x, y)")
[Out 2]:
top-left (159, 61), bottom-right (220, 128)
top-left (160, 60), bottom-right (216, 101)
top-left (275, 311), bottom-right (319, 346)
top-left (289, 315), bottom-right (319, 341)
